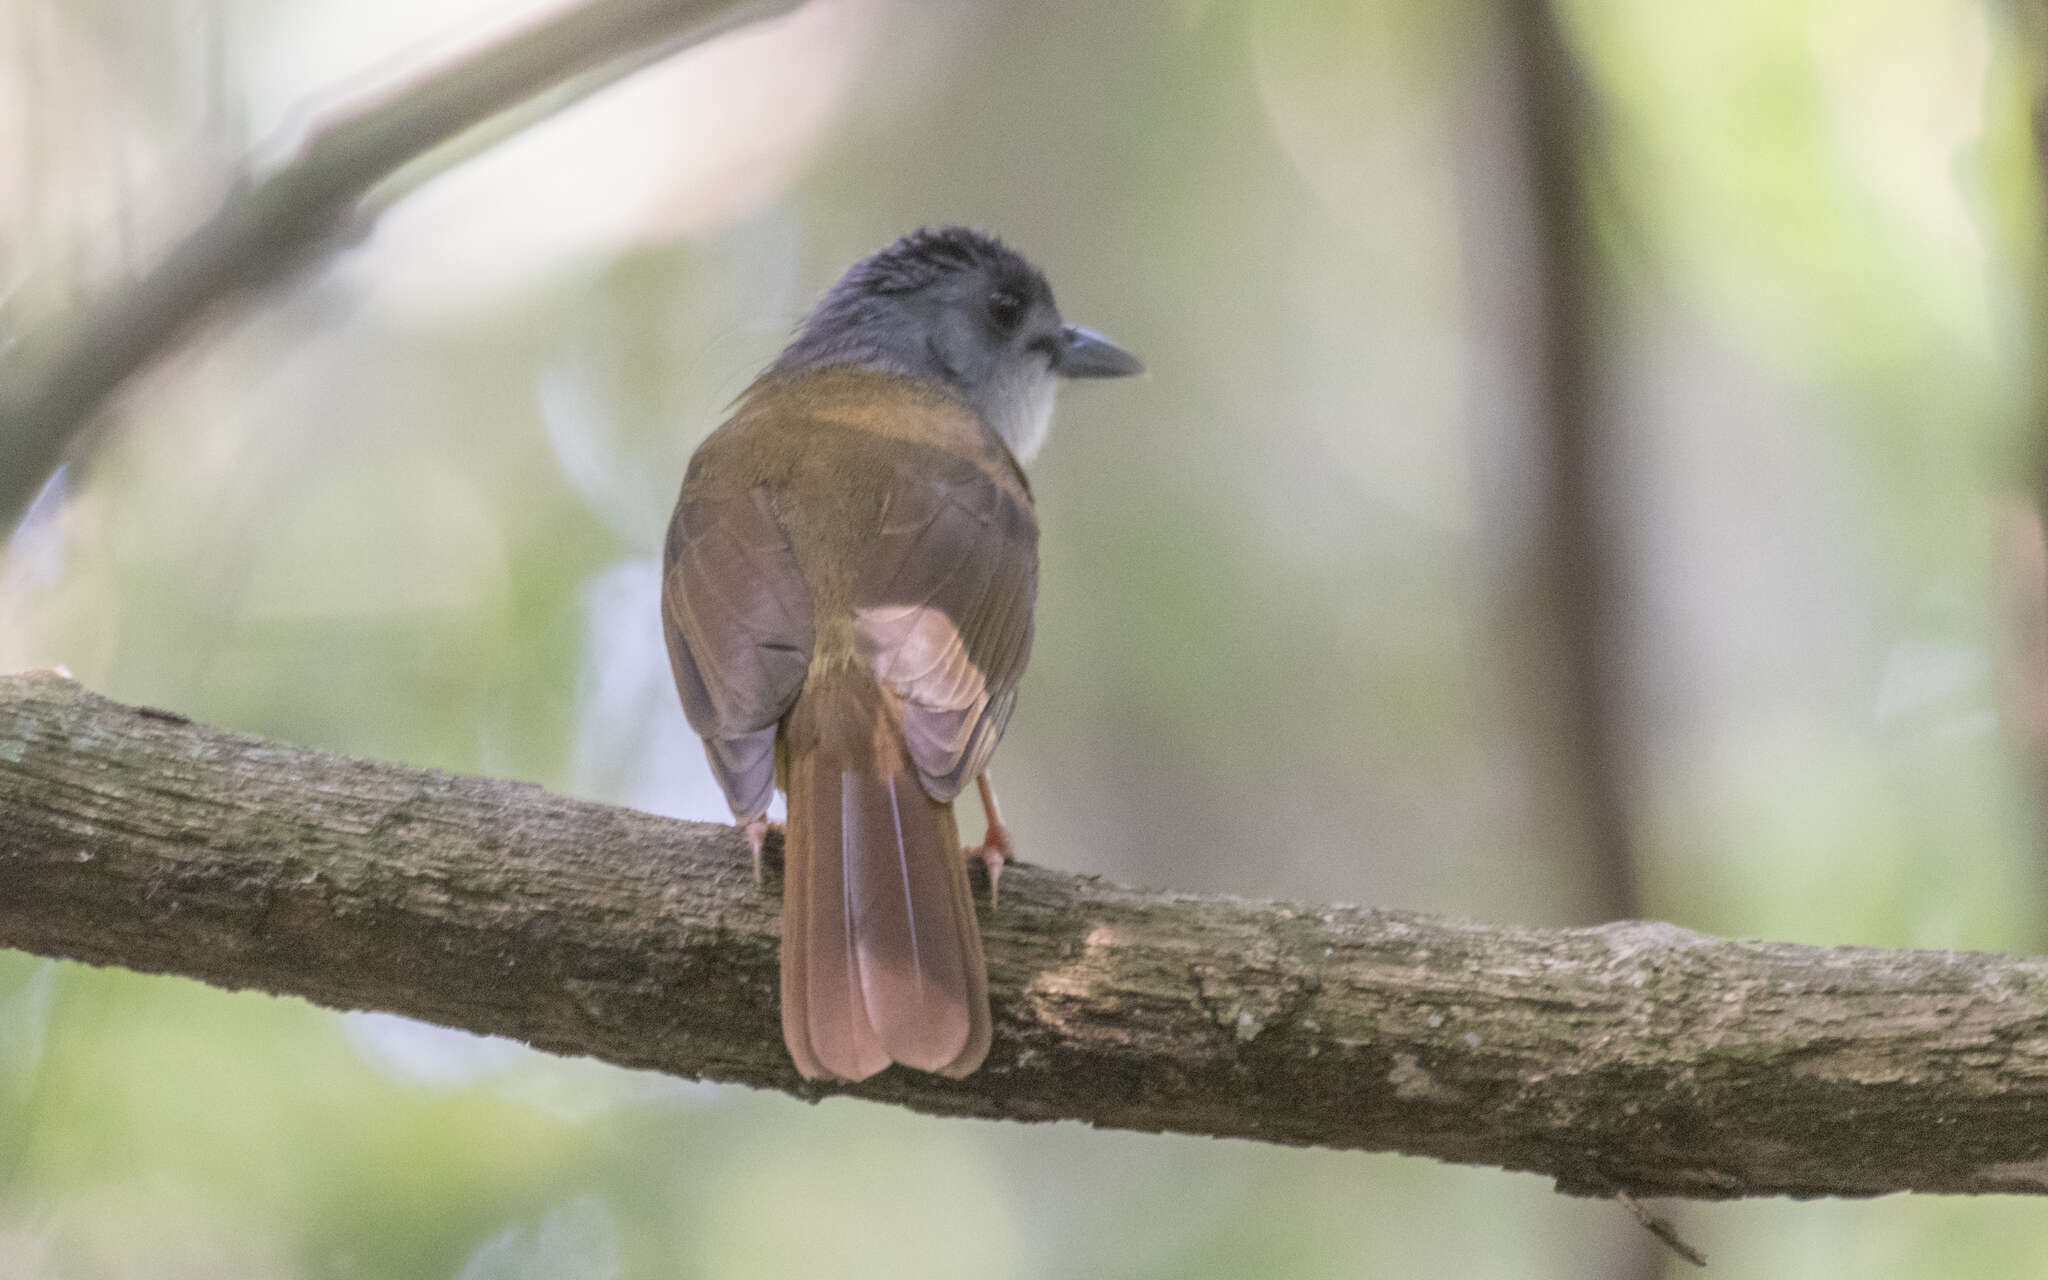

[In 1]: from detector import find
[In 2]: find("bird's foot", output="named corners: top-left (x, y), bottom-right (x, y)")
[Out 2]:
top-left (965, 821), bottom-right (1013, 910)
top-left (743, 817), bottom-right (784, 885)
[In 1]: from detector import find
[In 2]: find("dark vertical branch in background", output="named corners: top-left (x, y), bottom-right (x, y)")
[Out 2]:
top-left (1497, 0), bottom-right (1640, 924)
top-left (1489, 4), bottom-right (1663, 1271)
top-left (2005, 1), bottom-right (2048, 945)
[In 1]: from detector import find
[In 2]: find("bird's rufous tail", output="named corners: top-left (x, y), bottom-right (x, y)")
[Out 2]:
top-left (779, 667), bottom-right (991, 1081)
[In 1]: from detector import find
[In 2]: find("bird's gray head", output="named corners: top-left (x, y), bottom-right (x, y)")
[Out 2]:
top-left (770, 227), bottom-right (1142, 464)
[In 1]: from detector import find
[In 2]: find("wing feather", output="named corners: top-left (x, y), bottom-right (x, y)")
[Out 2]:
top-left (856, 455), bottom-right (1036, 801)
top-left (661, 482), bottom-right (814, 818)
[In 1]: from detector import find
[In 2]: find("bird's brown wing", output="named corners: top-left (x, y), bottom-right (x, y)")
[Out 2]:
top-left (661, 479), bottom-right (814, 820)
top-left (854, 450), bottom-right (1037, 802)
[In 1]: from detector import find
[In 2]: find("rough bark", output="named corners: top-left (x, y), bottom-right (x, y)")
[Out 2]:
top-left (5, 670), bottom-right (2048, 1200)
top-left (0, 0), bottom-right (799, 529)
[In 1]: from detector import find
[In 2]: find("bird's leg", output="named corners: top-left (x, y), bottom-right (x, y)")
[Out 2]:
top-left (742, 815), bottom-right (783, 885)
top-left (965, 772), bottom-right (1014, 909)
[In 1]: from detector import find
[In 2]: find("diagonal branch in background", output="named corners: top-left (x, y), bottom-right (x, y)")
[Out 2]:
top-left (0, 0), bottom-right (800, 530)
top-left (6, 671), bottom-right (2048, 1200)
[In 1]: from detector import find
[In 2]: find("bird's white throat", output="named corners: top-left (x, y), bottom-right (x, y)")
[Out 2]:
top-left (983, 367), bottom-right (1059, 465)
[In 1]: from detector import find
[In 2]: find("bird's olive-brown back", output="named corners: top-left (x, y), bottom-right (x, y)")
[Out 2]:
top-left (667, 367), bottom-right (1038, 805)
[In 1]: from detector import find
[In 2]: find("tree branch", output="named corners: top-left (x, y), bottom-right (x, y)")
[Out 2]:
top-left (5, 670), bottom-right (2048, 1200)
top-left (0, 0), bottom-right (800, 529)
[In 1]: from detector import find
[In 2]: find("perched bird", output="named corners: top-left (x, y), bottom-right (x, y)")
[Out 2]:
top-left (661, 227), bottom-right (1141, 1081)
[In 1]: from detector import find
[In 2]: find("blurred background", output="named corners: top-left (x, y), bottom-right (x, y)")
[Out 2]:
top-left (5, 0), bottom-right (2048, 1275)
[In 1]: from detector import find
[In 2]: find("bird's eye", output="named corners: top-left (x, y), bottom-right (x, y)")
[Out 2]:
top-left (987, 289), bottom-right (1024, 329)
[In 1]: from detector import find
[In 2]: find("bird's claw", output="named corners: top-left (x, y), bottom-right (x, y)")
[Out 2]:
top-left (965, 822), bottom-right (1013, 910)
top-left (743, 817), bottom-right (783, 885)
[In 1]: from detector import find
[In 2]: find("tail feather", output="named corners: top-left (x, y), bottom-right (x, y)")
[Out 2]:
top-left (780, 669), bottom-right (990, 1082)
top-left (845, 773), bottom-right (987, 1073)
top-left (783, 748), bottom-right (890, 1081)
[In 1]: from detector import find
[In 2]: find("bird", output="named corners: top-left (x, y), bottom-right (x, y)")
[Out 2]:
top-left (661, 227), bottom-right (1141, 1081)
